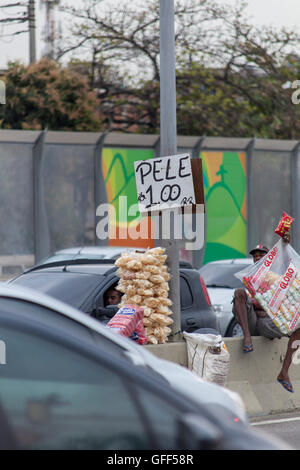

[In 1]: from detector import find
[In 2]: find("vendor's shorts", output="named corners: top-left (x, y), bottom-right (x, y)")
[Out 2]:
top-left (232, 294), bottom-right (288, 339)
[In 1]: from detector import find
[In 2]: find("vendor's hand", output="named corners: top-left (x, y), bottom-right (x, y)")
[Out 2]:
top-left (283, 233), bottom-right (290, 243)
top-left (256, 310), bottom-right (267, 318)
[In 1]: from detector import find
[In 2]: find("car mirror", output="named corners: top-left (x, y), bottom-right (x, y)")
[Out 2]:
top-left (176, 413), bottom-right (222, 450)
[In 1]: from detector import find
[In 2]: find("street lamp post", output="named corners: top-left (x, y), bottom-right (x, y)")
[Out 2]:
top-left (159, 0), bottom-right (181, 341)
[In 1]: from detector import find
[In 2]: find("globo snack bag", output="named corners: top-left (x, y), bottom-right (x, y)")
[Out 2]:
top-left (235, 239), bottom-right (300, 335)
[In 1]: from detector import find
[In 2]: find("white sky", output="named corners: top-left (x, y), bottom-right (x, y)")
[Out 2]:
top-left (0, 0), bottom-right (300, 68)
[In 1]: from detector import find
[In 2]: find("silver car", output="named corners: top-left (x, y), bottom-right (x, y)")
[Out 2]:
top-left (0, 284), bottom-right (289, 449)
top-left (38, 246), bottom-right (139, 265)
top-left (199, 258), bottom-right (253, 337)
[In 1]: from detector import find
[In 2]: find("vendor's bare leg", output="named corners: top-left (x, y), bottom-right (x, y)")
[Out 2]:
top-left (234, 288), bottom-right (252, 348)
top-left (277, 329), bottom-right (300, 387)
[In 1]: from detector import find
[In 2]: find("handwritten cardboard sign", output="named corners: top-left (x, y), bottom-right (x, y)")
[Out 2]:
top-left (134, 154), bottom-right (196, 214)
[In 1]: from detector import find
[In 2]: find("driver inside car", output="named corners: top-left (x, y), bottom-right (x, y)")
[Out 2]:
top-left (91, 287), bottom-right (122, 324)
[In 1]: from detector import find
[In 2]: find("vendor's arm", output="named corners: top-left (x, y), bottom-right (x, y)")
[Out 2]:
top-left (250, 297), bottom-right (267, 317)
top-left (91, 305), bottom-right (119, 323)
top-left (255, 309), bottom-right (267, 318)
top-left (250, 297), bottom-right (262, 310)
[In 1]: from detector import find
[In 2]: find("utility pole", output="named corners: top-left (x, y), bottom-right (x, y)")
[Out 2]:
top-left (42, 0), bottom-right (59, 59)
top-left (159, 0), bottom-right (181, 341)
top-left (28, 0), bottom-right (36, 63)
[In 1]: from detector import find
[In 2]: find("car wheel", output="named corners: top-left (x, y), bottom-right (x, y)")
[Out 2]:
top-left (225, 318), bottom-right (243, 337)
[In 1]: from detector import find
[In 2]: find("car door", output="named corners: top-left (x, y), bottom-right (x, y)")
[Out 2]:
top-left (180, 270), bottom-right (218, 332)
top-left (0, 300), bottom-right (195, 450)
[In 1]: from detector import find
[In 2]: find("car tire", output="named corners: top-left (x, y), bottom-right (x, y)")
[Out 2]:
top-left (225, 318), bottom-right (243, 337)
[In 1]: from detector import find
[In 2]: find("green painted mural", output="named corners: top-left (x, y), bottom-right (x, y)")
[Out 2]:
top-left (101, 147), bottom-right (155, 247)
top-left (200, 151), bottom-right (247, 264)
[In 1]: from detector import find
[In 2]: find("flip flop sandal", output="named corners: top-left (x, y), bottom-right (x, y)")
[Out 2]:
top-left (277, 378), bottom-right (294, 393)
top-left (243, 344), bottom-right (254, 353)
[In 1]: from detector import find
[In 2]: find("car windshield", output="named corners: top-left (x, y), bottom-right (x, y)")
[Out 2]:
top-left (11, 271), bottom-right (104, 309)
top-left (199, 263), bottom-right (251, 289)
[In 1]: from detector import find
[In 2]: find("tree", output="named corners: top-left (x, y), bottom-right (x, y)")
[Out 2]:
top-left (56, 0), bottom-right (300, 138)
top-left (0, 59), bottom-right (102, 131)
top-left (58, 0), bottom-right (230, 133)
top-left (0, 1), bottom-right (30, 37)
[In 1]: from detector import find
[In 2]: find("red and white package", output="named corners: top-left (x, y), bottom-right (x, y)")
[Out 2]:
top-left (130, 319), bottom-right (148, 345)
top-left (106, 304), bottom-right (148, 344)
top-left (235, 239), bottom-right (300, 335)
top-left (275, 211), bottom-right (294, 238)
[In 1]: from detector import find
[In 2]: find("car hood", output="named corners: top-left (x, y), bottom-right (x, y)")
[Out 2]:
top-left (131, 349), bottom-right (248, 423)
top-left (0, 283), bottom-right (247, 423)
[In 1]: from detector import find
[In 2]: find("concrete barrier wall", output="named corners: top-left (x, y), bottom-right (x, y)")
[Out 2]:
top-left (146, 336), bottom-right (300, 417)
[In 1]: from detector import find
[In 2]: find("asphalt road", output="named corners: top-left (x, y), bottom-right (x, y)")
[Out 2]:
top-left (250, 412), bottom-right (300, 449)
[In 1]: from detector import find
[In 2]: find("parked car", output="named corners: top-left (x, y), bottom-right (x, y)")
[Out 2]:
top-left (0, 284), bottom-right (289, 450)
top-left (38, 246), bottom-right (139, 265)
top-left (38, 246), bottom-right (195, 267)
top-left (199, 258), bottom-right (253, 337)
top-left (9, 259), bottom-right (219, 334)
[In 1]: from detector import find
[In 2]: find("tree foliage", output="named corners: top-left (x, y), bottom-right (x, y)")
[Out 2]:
top-left (0, 59), bottom-right (102, 131)
top-left (2, 0), bottom-right (300, 137)
top-left (55, 0), bottom-right (300, 138)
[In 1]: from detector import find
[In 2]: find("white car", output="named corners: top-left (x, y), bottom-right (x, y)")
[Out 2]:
top-left (199, 258), bottom-right (253, 337)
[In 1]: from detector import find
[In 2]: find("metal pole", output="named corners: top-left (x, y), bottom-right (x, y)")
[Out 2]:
top-left (245, 137), bottom-right (256, 252)
top-left (94, 132), bottom-right (109, 246)
top-left (159, 0), bottom-right (181, 340)
top-left (33, 129), bottom-right (50, 263)
top-left (28, 0), bottom-right (36, 63)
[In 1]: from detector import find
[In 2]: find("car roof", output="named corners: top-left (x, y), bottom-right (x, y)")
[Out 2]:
top-left (202, 258), bottom-right (253, 266)
top-left (55, 246), bottom-right (140, 254)
top-left (43, 246), bottom-right (141, 260)
top-left (24, 258), bottom-right (194, 275)
top-left (22, 259), bottom-right (117, 275)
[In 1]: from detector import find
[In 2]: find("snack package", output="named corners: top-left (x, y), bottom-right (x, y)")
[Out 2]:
top-left (130, 319), bottom-right (148, 345)
top-left (275, 211), bottom-right (294, 239)
top-left (235, 239), bottom-right (300, 335)
top-left (106, 304), bottom-right (147, 344)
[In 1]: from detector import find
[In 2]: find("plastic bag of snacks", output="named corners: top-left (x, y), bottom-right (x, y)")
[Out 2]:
top-left (183, 332), bottom-right (230, 387)
top-left (115, 247), bottom-right (173, 344)
top-left (106, 304), bottom-right (148, 344)
top-left (275, 211), bottom-right (294, 239)
top-left (235, 239), bottom-right (300, 335)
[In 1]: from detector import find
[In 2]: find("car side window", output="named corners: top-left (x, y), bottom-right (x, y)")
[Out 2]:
top-left (180, 276), bottom-right (193, 310)
top-left (0, 324), bottom-right (153, 450)
top-left (0, 298), bottom-right (125, 356)
top-left (95, 276), bottom-right (121, 308)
